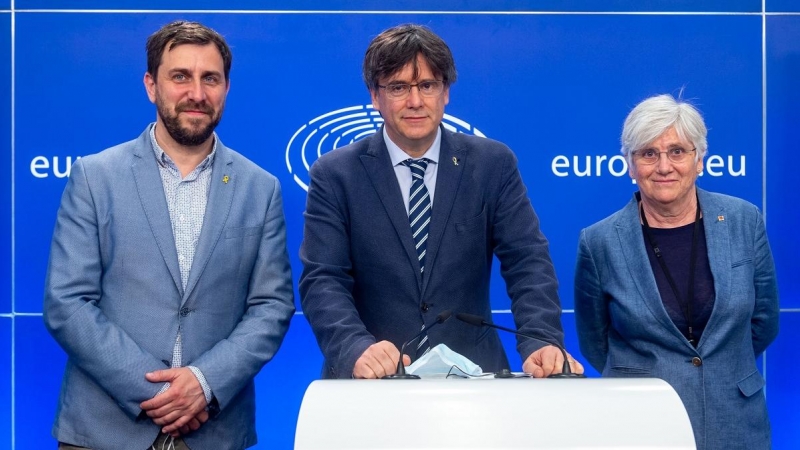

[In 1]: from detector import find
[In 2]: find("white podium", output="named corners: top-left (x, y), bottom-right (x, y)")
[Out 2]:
top-left (295, 378), bottom-right (695, 449)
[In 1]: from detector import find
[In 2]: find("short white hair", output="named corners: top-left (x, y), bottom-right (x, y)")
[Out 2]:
top-left (621, 94), bottom-right (708, 167)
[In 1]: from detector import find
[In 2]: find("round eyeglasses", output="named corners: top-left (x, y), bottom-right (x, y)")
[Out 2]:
top-left (633, 147), bottom-right (697, 165)
top-left (377, 80), bottom-right (445, 99)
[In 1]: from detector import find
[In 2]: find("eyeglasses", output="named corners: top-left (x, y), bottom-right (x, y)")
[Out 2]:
top-left (633, 147), bottom-right (696, 165)
top-left (377, 80), bottom-right (445, 99)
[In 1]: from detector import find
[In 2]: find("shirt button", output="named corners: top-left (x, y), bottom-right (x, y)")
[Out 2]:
top-left (692, 357), bottom-right (702, 367)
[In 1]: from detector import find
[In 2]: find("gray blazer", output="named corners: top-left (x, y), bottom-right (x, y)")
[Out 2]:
top-left (43, 127), bottom-right (295, 450)
top-left (575, 188), bottom-right (779, 450)
top-left (300, 127), bottom-right (563, 378)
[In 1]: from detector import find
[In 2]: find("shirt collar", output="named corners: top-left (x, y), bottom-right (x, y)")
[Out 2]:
top-left (383, 126), bottom-right (441, 167)
top-left (149, 122), bottom-right (217, 171)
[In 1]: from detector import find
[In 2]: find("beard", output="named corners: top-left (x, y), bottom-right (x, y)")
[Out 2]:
top-left (156, 98), bottom-right (223, 147)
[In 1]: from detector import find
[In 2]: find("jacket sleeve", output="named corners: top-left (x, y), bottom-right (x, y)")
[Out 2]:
top-left (491, 149), bottom-right (565, 361)
top-left (299, 160), bottom-right (375, 378)
top-left (43, 159), bottom-right (166, 419)
top-left (750, 208), bottom-right (779, 356)
top-left (574, 228), bottom-right (610, 373)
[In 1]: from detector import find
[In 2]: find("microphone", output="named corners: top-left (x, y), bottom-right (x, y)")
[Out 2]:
top-left (383, 310), bottom-right (452, 380)
top-left (455, 313), bottom-right (585, 378)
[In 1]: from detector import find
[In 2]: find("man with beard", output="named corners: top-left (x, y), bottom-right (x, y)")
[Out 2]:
top-left (43, 21), bottom-right (294, 450)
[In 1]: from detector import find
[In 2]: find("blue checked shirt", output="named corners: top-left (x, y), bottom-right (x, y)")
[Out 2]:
top-left (149, 124), bottom-right (214, 404)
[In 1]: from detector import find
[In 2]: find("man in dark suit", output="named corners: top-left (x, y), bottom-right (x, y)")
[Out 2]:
top-left (44, 21), bottom-right (294, 449)
top-left (300, 24), bottom-right (582, 379)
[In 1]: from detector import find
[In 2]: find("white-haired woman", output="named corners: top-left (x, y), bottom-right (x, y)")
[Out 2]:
top-left (574, 94), bottom-right (779, 449)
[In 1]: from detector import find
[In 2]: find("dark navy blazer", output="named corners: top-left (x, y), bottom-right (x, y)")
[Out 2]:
top-left (300, 127), bottom-right (563, 378)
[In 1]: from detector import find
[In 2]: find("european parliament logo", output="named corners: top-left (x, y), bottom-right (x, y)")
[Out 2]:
top-left (285, 105), bottom-right (486, 191)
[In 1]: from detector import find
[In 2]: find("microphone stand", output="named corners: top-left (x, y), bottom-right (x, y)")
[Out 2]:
top-left (383, 310), bottom-right (452, 380)
top-left (456, 313), bottom-right (585, 378)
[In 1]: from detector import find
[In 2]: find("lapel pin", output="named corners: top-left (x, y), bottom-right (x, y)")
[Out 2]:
top-left (452, 157), bottom-right (459, 166)
top-left (717, 215), bottom-right (724, 222)
top-left (222, 175), bottom-right (230, 184)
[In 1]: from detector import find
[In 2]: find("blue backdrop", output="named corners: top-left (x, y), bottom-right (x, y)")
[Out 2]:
top-left (2, 1), bottom-right (798, 448)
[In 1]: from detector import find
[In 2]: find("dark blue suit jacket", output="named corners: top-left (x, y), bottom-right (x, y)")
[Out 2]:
top-left (300, 127), bottom-right (563, 378)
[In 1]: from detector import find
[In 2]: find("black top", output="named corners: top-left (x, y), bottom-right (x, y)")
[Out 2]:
top-left (642, 219), bottom-right (716, 345)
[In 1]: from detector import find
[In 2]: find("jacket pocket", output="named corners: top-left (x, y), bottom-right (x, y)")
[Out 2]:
top-left (737, 369), bottom-right (765, 397)
top-left (607, 365), bottom-right (652, 376)
top-left (225, 225), bottom-right (263, 239)
top-left (731, 258), bottom-right (753, 268)
top-left (455, 206), bottom-right (487, 233)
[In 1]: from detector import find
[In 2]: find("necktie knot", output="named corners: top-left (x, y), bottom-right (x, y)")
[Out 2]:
top-left (403, 158), bottom-right (429, 178)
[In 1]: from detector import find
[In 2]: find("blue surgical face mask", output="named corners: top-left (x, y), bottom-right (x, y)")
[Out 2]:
top-left (406, 343), bottom-right (483, 377)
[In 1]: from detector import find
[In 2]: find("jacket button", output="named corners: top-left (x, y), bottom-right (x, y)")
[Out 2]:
top-left (180, 307), bottom-right (190, 317)
top-left (692, 357), bottom-right (702, 367)
top-left (421, 303), bottom-right (430, 312)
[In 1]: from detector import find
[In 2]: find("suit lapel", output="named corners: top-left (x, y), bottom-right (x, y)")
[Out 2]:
top-left (696, 189), bottom-right (730, 350)
top-left (359, 132), bottom-right (421, 284)
top-left (182, 143), bottom-right (236, 304)
top-left (421, 130), bottom-right (465, 295)
top-left (615, 194), bottom-right (691, 345)
top-left (131, 131), bottom-right (183, 296)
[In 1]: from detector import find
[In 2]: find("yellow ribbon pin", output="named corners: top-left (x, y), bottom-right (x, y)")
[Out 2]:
top-left (222, 175), bottom-right (230, 184)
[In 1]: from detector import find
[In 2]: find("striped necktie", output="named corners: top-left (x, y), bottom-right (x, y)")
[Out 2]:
top-left (402, 158), bottom-right (432, 356)
top-left (403, 158), bottom-right (432, 274)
